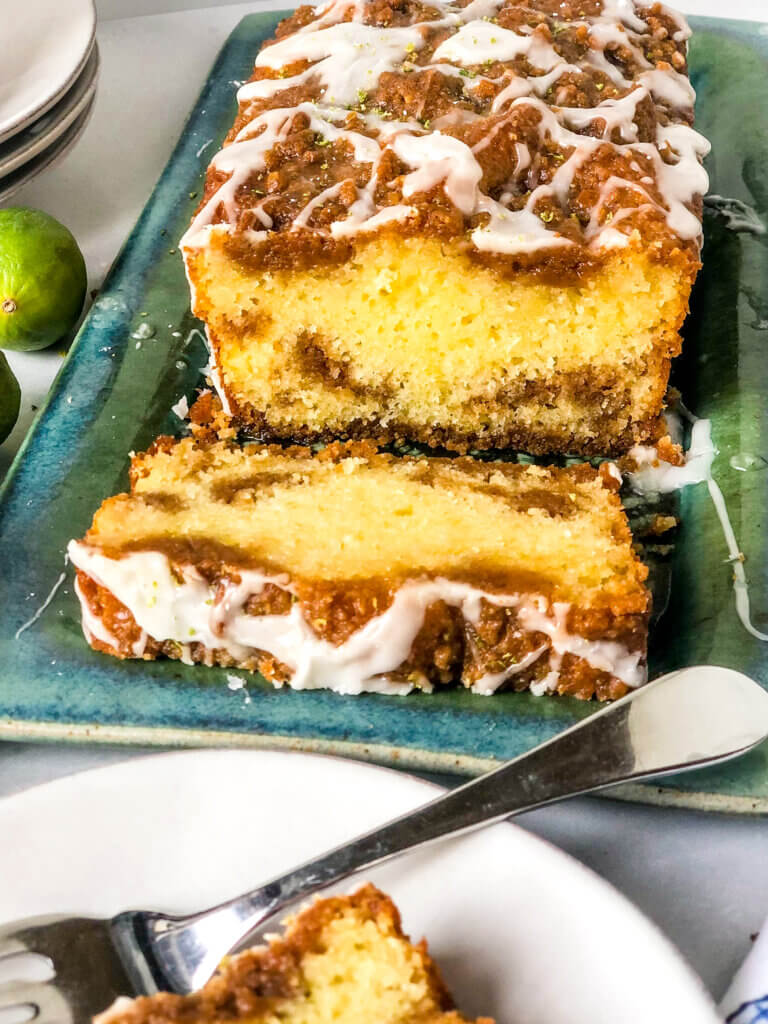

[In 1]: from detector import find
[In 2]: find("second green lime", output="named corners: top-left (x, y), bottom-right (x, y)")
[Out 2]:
top-left (0, 351), bottom-right (20, 443)
top-left (0, 207), bottom-right (87, 352)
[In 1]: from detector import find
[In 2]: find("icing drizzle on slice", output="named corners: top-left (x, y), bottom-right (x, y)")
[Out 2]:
top-left (627, 415), bottom-right (768, 645)
top-left (68, 542), bottom-right (646, 698)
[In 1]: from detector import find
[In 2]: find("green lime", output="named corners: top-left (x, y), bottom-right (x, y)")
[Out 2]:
top-left (0, 207), bottom-right (87, 352)
top-left (0, 351), bottom-right (20, 443)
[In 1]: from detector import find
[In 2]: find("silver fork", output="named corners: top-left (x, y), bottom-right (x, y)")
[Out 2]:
top-left (3, 666), bottom-right (768, 1024)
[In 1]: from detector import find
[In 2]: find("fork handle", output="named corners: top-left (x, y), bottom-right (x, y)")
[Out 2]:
top-left (120, 668), bottom-right (767, 994)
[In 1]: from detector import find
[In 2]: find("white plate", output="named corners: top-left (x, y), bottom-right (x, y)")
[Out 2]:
top-left (0, 46), bottom-right (99, 180)
top-left (0, 94), bottom-right (96, 206)
top-left (0, 0), bottom-right (95, 144)
top-left (0, 750), bottom-right (718, 1024)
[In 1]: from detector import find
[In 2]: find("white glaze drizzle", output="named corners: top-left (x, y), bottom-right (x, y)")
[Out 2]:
top-left (431, 20), bottom-right (559, 67)
top-left (628, 416), bottom-right (714, 493)
top-left (471, 644), bottom-right (549, 694)
top-left (627, 415), bottom-right (768, 644)
top-left (601, 0), bottom-right (646, 33)
top-left (704, 195), bottom-right (766, 236)
top-left (604, 461), bottom-right (623, 486)
top-left (208, 356), bottom-right (232, 416)
top-left (514, 597), bottom-right (644, 690)
top-left (67, 542), bottom-right (645, 697)
top-left (181, 0), bottom-right (709, 256)
top-left (637, 67), bottom-right (695, 109)
top-left (171, 395), bottom-right (189, 420)
top-left (74, 576), bottom-right (148, 657)
top-left (394, 130), bottom-right (481, 213)
top-left (705, 477), bottom-right (768, 643)
top-left (187, 322), bottom-right (232, 417)
top-left (253, 22), bottom-right (426, 108)
top-left (15, 568), bottom-right (67, 640)
top-left (74, 576), bottom-right (121, 650)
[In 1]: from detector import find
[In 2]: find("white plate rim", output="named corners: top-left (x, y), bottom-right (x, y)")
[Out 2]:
top-left (0, 47), bottom-right (100, 180)
top-left (0, 2), bottom-right (96, 145)
top-left (0, 748), bottom-right (720, 1023)
top-left (0, 92), bottom-right (96, 206)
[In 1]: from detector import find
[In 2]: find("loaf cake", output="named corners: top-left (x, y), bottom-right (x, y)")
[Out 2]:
top-left (68, 438), bottom-right (649, 700)
top-left (181, 0), bottom-right (709, 455)
top-left (94, 885), bottom-right (493, 1024)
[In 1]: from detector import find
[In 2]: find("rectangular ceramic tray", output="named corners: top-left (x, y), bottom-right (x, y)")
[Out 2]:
top-left (1, 11), bottom-right (767, 813)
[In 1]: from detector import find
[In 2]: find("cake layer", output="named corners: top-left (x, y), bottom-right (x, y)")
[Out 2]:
top-left (181, 0), bottom-right (708, 454)
top-left (190, 235), bottom-right (687, 454)
top-left (69, 439), bottom-right (650, 700)
top-left (95, 885), bottom-right (492, 1024)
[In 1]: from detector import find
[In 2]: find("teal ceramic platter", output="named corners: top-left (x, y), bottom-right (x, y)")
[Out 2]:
top-left (1, 11), bottom-right (767, 813)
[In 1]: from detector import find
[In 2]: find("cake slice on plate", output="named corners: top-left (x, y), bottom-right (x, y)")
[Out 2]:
top-left (68, 437), bottom-right (649, 700)
top-left (94, 885), bottom-right (493, 1024)
top-left (182, 0), bottom-right (708, 455)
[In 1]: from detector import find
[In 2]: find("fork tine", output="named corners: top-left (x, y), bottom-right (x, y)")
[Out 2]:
top-left (0, 981), bottom-right (72, 1024)
top-left (0, 917), bottom-right (98, 960)
top-left (0, 918), bottom-right (59, 960)
top-left (0, 980), bottom-right (51, 1007)
top-left (0, 935), bottom-right (27, 960)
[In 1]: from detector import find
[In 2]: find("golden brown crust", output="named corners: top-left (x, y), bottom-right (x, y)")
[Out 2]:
top-left (227, 400), bottom-right (668, 458)
top-left (190, 387), bottom-right (669, 463)
top-left (133, 431), bottom-right (608, 488)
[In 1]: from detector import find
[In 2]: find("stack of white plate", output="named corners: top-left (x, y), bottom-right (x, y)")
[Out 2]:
top-left (0, 0), bottom-right (97, 204)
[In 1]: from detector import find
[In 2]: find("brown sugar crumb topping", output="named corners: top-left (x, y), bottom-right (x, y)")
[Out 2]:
top-left (181, 0), bottom-right (708, 277)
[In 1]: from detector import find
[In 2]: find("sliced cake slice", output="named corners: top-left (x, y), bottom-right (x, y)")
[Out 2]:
top-left (68, 438), bottom-right (649, 700)
top-left (181, 0), bottom-right (708, 455)
top-left (94, 885), bottom-right (493, 1024)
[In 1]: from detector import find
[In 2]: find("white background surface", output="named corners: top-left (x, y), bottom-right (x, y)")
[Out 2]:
top-left (1, 0), bottom-right (768, 1007)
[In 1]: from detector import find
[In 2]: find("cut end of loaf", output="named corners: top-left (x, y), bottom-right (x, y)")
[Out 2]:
top-left (187, 235), bottom-right (694, 455)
